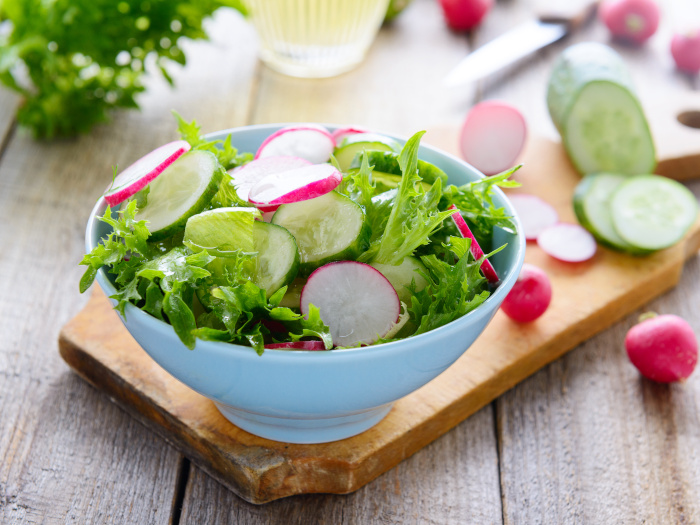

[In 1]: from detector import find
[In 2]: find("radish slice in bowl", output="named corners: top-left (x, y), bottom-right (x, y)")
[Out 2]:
top-left (449, 205), bottom-right (499, 283)
top-left (301, 261), bottom-right (400, 347)
top-left (507, 194), bottom-right (559, 241)
top-left (104, 140), bottom-right (191, 206)
top-left (265, 341), bottom-right (326, 351)
top-left (230, 156), bottom-right (311, 203)
top-left (331, 126), bottom-right (367, 145)
top-left (460, 101), bottom-right (527, 176)
top-left (248, 164), bottom-right (342, 207)
top-left (537, 223), bottom-right (597, 262)
top-left (255, 125), bottom-right (335, 164)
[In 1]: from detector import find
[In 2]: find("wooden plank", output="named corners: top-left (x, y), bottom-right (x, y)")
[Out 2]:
top-left (497, 252), bottom-right (700, 525)
top-left (474, 4), bottom-right (700, 524)
top-left (0, 9), bottom-right (258, 522)
top-left (179, 406), bottom-right (502, 523)
top-left (0, 90), bottom-right (18, 151)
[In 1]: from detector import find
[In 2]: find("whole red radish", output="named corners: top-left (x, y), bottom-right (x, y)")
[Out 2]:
top-left (625, 313), bottom-right (698, 383)
top-left (671, 31), bottom-right (700, 74)
top-left (501, 263), bottom-right (552, 323)
top-left (599, 0), bottom-right (660, 45)
top-left (438, 0), bottom-right (494, 31)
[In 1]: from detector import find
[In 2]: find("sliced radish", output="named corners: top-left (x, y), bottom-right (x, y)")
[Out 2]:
top-left (537, 223), bottom-right (597, 262)
top-left (255, 125), bottom-right (335, 164)
top-left (331, 126), bottom-right (367, 145)
top-left (265, 341), bottom-right (326, 351)
top-left (301, 262), bottom-right (400, 347)
top-left (507, 194), bottom-right (559, 241)
top-left (104, 140), bottom-right (191, 206)
top-left (460, 100), bottom-right (527, 176)
top-left (230, 156), bottom-right (311, 203)
top-left (248, 164), bottom-right (342, 207)
top-left (449, 205), bottom-right (499, 283)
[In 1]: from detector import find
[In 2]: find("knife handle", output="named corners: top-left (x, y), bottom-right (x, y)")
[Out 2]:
top-left (536, 0), bottom-right (598, 29)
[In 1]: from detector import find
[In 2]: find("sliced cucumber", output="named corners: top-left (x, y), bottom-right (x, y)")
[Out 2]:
top-left (253, 222), bottom-right (299, 297)
top-left (333, 133), bottom-right (401, 172)
top-left (610, 175), bottom-right (698, 251)
top-left (547, 43), bottom-right (656, 175)
top-left (184, 207), bottom-right (261, 254)
top-left (348, 150), bottom-right (448, 185)
top-left (272, 191), bottom-right (371, 275)
top-left (573, 173), bottom-right (643, 253)
top-left (370, 256), bottom-right (429, 304)
top-left (278, 277), bottom-right (306, 309)
top-left (135, 150), bottom-right (224, 241)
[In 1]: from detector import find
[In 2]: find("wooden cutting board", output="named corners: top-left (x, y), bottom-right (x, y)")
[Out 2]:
top-left (59, 117), bottom-right (700, 504)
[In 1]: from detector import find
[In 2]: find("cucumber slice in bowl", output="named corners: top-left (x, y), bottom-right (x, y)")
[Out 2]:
top-left (333, 133), bottom-right (401, 171)
top-left (573, 173), bottom-right (648, 254)
top-left (135, 150), bottom-right (224, 241)
top-left (610, 175), bottom-right (698, 251)
top-left (370, 256), bottom-right (429, 304)
top-left (253, 222), bottom-right (300, 297)
top-left (272, 191), bottom-right (371, 275)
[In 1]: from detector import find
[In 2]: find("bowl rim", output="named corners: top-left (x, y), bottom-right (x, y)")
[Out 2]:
top-left (86, 122), bottom-right (526, 358)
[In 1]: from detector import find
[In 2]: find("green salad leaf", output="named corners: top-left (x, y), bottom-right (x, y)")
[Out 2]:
top-left (362, 131), bottom-right (456, 265)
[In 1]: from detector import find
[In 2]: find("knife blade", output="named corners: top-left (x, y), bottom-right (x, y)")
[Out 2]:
top-left (443, 0), bottom-right (598, 87)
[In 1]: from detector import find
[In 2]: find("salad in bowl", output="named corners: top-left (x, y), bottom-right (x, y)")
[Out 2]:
top-left (81, 116), bottom-right (525, 443)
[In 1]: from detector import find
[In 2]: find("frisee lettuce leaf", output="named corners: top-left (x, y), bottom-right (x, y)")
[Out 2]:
top-left (362, 131), bottom-right (456, 265)
top-left (173, 111), bottom-right (252, 170)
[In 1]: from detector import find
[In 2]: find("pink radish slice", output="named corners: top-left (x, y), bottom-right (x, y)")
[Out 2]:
top-left (248, 164), bottom-right (342, 207)
top-left (537, 223), bottom-right (597, 262)
top-left (265, 341), bottom-right (326, 351)
top-left (449, 205), bottom-right (499, 283)
top-left (460, 100), bottom-right (527, 176)
top-left (255, 125), bottom-right (335, 164)
top-left (331, 126), bottom-right (367, 145)
top-left (230, 156), bottom-right (311, 203)
top-left (507, 194), bottom-right (559, 241)
top-left (104, 140), bottom-right (191, 206)
top-left (301, 262), bottom-right (400, 347)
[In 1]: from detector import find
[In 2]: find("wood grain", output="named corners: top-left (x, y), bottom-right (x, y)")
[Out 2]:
top-left (0, 8), bottom-right (258, 523)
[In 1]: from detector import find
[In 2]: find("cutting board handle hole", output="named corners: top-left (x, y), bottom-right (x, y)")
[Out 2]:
top-left (677, 110), bottom-right (700, 129)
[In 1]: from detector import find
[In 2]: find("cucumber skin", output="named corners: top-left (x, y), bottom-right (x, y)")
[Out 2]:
top-left (148, 163), bottom-right (225, 242)
top-left (253, 222), bottom-right (300, 297)
top-left (547, 43), bottom-right (656, 175)
top-left (572, 174), bottom-right (652, 255)
top-left (349, 151), bottom-right (448, 185)
top-left (297, 220), bottom-right (372, 277)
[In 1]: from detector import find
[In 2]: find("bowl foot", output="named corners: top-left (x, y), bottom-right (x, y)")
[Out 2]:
top-left (214, 403), bottom-right (394, 444)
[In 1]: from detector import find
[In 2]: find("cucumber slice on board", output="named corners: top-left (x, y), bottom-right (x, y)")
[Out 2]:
top-left (135, 150), bottom-right (224, 241)
top-left (349, 150), bottom-right (448, 185)
top-left (333, 133), bottom-right (401, 172)
top-left (370, 256), bottom-right (428, 304)
top-left (610, 175), bottom-right (698, 251)
top-left (547, 43), bottom-right (656, 175)
top-left (253, 221), bottom-right (300, 297)
top-left (272, 191), bottom-right (371, 275)
top-left (573, 173), bottom-right (649, 253)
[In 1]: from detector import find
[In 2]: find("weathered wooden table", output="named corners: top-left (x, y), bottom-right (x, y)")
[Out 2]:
top-left (2, 1), bottom-right (699, 522)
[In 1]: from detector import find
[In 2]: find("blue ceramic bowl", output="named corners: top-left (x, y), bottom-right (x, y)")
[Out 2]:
top-left (87, 124), bottom-right (526, 444)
